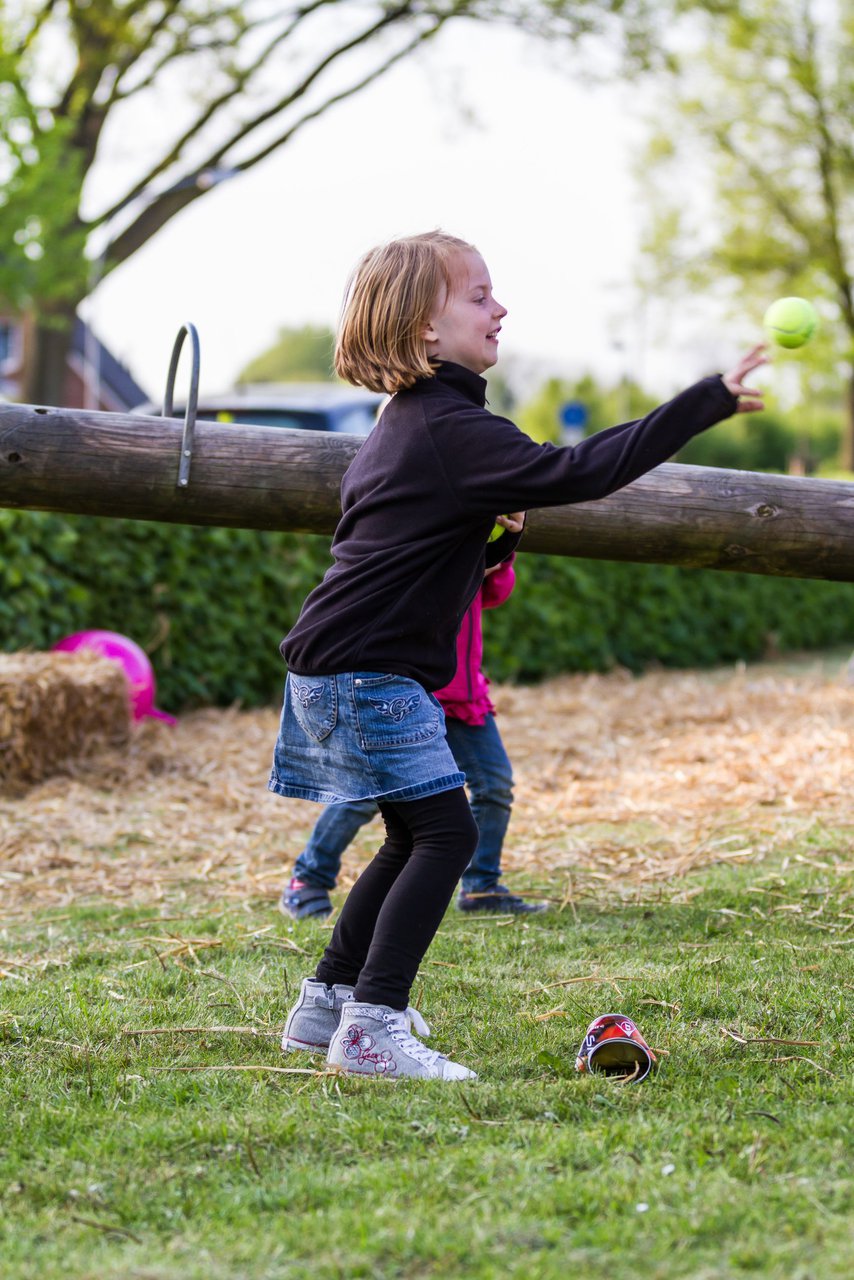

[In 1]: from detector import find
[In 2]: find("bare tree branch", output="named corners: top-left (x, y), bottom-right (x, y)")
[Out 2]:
top-left (96, 1), bottom-right (428, 230)
top-left (103, 14), bottom-right (447, 268)
top-left (200, 3), bottom-right (428, 167)
top-left (713, 127), bottom-right (815, 252)
top-left (216, 19), bottom-right (447, 173)
top-left (796, 13), bottom-right (854, 328)
top-left (105, 0), bottom-right (186, 109)
top-left (100, 4), bottom-right (339, 218)
top-left (9, 0), bottom-right (60, 58)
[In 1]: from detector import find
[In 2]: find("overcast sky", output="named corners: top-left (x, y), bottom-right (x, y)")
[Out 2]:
top-left (85, 21), bottom-right (748, 405)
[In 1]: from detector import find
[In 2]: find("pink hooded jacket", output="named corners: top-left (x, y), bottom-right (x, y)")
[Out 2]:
top-left (434, 556), bottom-right (515, 726)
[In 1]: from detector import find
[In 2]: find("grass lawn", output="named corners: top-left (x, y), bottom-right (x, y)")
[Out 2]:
top-left (1, 827), bottom-right (851, 1279)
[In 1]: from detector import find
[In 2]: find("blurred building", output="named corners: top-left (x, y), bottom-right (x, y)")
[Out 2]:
top-left (0, 312), bottom-right (148, 411)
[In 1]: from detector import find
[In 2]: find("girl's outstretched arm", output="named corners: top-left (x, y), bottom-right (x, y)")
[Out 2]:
top-left (448, 361), bottom-right (764, 515)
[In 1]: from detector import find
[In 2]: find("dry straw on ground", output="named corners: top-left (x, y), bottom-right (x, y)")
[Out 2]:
top-left (0, 651), bottom-right (130, 792)
top-left (0, 655), bottom-right (851, 914)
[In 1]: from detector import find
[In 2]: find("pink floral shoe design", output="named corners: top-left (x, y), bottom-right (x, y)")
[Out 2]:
top-left (327, 1001), bottom-right (476, 1081)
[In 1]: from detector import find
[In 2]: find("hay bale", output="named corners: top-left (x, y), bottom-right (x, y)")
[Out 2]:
top-left (0, 651), bottom-right (132, 791)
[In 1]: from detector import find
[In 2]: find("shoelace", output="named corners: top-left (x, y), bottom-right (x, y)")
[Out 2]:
top-left (404, 1006), bottom-right (431, 1038)
top-left (383, 1010), bottom-right (442, 1068)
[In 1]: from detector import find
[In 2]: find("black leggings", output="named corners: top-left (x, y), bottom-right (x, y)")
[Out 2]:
top-left (314, 787), bottom-right (478, 1010)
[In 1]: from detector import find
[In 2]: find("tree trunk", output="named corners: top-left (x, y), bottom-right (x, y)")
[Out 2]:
top-left (21, 304), bottom-right (77, 407)
top-left (844, 365), bottom-right (854, 474)
top-left (2, 402), bottom-right (854, 582)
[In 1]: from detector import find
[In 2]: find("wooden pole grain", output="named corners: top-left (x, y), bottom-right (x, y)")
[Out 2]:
top-left (2, 402), bottom-right (854, 582)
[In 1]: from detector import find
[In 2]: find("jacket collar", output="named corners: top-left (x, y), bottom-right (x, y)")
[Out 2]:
top-left (412, 361), bottom-right (488, 408)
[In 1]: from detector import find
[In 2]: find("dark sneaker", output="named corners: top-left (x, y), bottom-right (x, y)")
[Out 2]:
top-left (327, 1001), bottom-right (476, 1080)
top-left (457, 885), bottom-right (548, 915)
top-left (279, 877), bottom-right (333, 921)
top-left (282, 977), bottom-right (355, 1052)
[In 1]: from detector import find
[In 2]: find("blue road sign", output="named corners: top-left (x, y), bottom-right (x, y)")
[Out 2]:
top-left (560, 401), bottom-right (588, 429)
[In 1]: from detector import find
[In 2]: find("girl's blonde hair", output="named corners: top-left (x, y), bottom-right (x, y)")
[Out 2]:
top-left (335, 231), bottom-right (477, 394)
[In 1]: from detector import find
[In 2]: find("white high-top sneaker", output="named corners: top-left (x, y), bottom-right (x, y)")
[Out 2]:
top-left (282, 978), bottom-right (355, 1052)
top-left (327, 1001), bottom-right (476, 1080)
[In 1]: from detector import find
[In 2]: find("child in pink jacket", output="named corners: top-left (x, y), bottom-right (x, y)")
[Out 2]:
top-left (280, 555), bottom-right (546, 919)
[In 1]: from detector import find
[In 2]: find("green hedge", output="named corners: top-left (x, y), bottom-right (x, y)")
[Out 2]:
top-left (0, 511), bottom-right (332, 710)
top-left (484, 554), bottom-right (854, 681)
top-left (2, 509), bottom-right (853, 710)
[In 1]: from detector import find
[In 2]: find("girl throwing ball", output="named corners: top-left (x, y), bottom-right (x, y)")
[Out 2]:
top-left (269, 230), bottom-right (767, 1080)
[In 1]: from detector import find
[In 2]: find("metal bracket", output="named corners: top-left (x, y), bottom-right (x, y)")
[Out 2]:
top-left (163, 322), bottom-right (200, 488)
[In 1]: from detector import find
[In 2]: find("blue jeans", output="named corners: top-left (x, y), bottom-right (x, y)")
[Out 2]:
top-left (293, 714), bottom-right (513, 895)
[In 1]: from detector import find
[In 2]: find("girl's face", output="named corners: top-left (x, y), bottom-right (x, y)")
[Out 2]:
top-left (422, 251), bottom-right (507, 375)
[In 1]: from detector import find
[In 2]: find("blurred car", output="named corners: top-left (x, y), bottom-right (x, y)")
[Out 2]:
top-left (137, 382), bottom-right (384, 436)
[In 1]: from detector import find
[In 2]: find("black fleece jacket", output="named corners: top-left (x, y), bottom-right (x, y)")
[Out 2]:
top-left (282, 361), bottom-right (738, 691)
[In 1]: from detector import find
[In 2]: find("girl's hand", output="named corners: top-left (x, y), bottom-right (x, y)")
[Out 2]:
top-left (722, 345), bottom-right (768, 414)
top-left (495, 511), bottom-right (526, 535)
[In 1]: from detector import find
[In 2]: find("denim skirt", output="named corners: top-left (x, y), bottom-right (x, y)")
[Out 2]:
top-left (268, 671), bottom-right (466, 805)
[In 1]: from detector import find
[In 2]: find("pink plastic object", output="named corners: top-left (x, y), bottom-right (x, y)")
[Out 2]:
top-left (52, 630), bottom-right (176, 724)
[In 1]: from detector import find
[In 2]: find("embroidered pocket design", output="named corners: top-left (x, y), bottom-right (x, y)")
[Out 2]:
top-left (368, 693), bottom-right (421, 723)
top-left (288, 674), bottom-right (337, 742)
top-left (293, 681), bottom-right (324, 709)
top-left (355, 677), bottom-right (439, 750)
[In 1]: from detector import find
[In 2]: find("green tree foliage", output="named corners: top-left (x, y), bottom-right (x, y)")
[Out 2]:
top-left (516, 372), bottom-right (657, 443)
top-left (0, 74), bottom-right (87, 312)
top-left (237, 325), bottom-right (336, 384)
top-left (515, 367), bottom-right (844, 472)
top-left (637, 0), bottom-right (854, 466)
top-left (677, 401), bottom-right (843, 475)
top-left (0, 1), bottom-right (654, 405)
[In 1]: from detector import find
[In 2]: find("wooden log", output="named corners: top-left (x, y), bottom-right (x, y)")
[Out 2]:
top-left (2, 401), bottom-right (854, 582)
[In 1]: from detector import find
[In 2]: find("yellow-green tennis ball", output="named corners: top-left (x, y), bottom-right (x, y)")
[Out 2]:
top-left (763, 297), bottom-right (818, 349)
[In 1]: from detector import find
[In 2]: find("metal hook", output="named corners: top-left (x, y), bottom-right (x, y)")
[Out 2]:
top-left (163, 323), bottom-right (200, 488)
